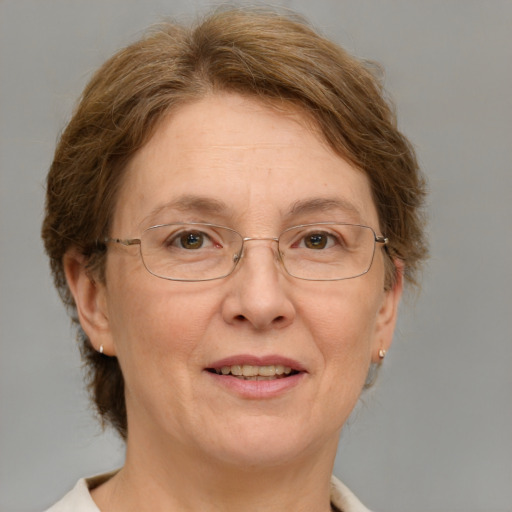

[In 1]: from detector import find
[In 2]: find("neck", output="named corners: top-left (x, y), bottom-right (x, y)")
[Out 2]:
top-left (92, 427), bottom-right (338, 512)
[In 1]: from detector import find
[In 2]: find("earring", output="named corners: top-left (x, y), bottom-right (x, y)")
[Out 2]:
top-left (378, 349), bottom-right (386, 359)
top-left (99, 345), bottom-right (104, 354)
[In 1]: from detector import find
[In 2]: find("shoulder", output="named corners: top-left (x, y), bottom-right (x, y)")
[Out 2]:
top-left (330, 475), bottom-right (373, 512)
top-left (44, 471), bottom-right (117, 512)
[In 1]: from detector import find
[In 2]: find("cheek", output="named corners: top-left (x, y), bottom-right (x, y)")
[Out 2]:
top-left (105, 261), bottom-right (219, 365)
top-left (299, 280), bottom-right (379, 352)
top-left (297, 279), bottom-right (382, 368)
top-left (292, 286), bottom-right (381, 432)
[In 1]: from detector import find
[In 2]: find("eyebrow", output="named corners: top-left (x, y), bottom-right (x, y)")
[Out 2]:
top-left (286, 197), bottom-right (361, 220)
top-left (141, 195), bottom-right (232, 227)
top-left (141, 194), bottom-right (362, 228)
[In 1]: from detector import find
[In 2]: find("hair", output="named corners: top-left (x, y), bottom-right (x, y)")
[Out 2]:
top-left (42, 7), bottom-right (428, 439)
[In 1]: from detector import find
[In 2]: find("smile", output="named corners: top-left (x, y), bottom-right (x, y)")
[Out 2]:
top-left (209, 364), bottom-right (296, 380)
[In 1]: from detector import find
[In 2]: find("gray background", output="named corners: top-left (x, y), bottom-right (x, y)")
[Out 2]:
top-left (1, 1), bottom-right (511, 511)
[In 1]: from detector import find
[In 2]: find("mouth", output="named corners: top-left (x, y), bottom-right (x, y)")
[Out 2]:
top-left (207, 364), bottom-right (299, 381)
top-left (205, 356), bottom-right (305, 397)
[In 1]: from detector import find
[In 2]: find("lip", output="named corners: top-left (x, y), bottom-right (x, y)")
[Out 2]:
top-left (207, 354), bottom-right (306, 372)
top-left (204, 354), bottom-right (307, 399)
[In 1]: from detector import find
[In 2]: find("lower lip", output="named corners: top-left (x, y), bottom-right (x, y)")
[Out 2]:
top-left (204, 371), bottom-right (305, 399)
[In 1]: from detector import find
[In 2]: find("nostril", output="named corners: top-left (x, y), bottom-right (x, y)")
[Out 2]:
top-left (235, 314), bottom-right (246, 321)
top-left (274, 316), bottom-right (285, 323)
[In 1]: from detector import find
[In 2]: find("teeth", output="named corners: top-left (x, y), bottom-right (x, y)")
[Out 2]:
top-left (214, 364), bottom-right (295, 379)
top-left (259, 365), bottom-right (276, 377)
top-left (242, 365), bottom-right (257, 377)
top-left (230, 365), bottom-right (243, 376)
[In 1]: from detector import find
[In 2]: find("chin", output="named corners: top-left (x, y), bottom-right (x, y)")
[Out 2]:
top-left (202, 417), bottom-right (329, 470)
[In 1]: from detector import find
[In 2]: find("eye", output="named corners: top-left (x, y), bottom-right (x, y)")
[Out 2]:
top-left (304, 233), bottom-right (329, 249)
top-left (181, 231), bottom-right (205, 250)
top-left (168, 230), bottom-right (216, 250)
top-left (298, 231), bottom-right (337, 250)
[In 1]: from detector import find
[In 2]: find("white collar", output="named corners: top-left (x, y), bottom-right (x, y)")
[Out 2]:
top-left (46, 472), bottom-right (372, 512)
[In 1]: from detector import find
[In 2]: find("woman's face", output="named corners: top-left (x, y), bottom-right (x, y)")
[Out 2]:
top-left (87, 93), bottom-right (401, 468)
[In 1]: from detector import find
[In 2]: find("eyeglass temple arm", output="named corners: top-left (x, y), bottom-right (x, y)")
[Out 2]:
top-left (104, 237), bottom-right (141, 246)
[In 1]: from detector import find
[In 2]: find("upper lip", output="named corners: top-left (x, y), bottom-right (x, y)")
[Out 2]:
top-left (206, 354), bottom-right (306, 372)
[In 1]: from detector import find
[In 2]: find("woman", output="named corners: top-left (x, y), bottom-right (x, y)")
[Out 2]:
top-left (42, 8), bottom-right (427, 512)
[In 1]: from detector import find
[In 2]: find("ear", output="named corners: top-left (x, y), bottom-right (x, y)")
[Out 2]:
top-left (371, 259), bottom-right (404, 363)
top-left (63, 249), bottom-right (116, 356)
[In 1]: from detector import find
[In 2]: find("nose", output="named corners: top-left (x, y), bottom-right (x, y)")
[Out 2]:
top-left (221, 240), bottom-right (296, 330)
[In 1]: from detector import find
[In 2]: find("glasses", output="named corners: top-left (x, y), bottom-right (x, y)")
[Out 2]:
top-left (105, 222), bottom-right (388, 282)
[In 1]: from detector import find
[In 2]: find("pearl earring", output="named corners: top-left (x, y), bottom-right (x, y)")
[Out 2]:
top-left (378, 349), bottom-right (386, 359)
top-left (99, 345), bottom-right (104, 354)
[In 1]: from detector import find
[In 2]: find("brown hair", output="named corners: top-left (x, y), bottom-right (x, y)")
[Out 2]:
top-left (42, 7), bottom-right (427, 439)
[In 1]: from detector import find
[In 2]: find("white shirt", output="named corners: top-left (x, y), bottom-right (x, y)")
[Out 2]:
top-left (45, 472), bottom-right (371, 512)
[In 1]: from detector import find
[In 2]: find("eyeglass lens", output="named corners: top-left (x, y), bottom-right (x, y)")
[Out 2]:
top-left (138, 223), bottom-right (378, 282)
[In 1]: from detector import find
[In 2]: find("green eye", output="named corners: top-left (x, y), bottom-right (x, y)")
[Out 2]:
top-left (179, 232), bottom-right (204, 249)
top-left (304, 233), bottom-right (328, 249)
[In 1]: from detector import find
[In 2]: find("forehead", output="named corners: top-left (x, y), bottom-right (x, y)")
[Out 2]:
top-left (113, 93), bottom-right (379, 234)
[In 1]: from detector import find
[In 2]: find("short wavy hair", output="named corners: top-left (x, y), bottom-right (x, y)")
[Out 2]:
top-left (42, 8), bottom-right (428, 439)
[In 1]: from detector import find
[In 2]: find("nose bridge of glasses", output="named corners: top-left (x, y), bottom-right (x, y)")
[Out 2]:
top-left (233, 236), bottom-right (281, 264)
top-left (242, 236), bottom-right (280, 243)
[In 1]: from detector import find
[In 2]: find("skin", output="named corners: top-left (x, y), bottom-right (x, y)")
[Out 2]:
top-left (64, 93), bottom-right (403, 512)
